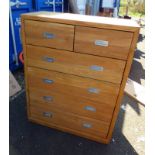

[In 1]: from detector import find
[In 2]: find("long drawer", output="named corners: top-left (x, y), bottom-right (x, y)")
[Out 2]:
top-left (75, 26), bottom-right (133, 60)
top-left (27, 67), bottom-right (120, 105)
top-left (24, 20), bottom-right (74, 51)
top-left (29, 104), bottom-right (110, 138)
top-left (29, 87), bottom-right (115, 123)
top-left (26, 45), bottom-right (126, 84)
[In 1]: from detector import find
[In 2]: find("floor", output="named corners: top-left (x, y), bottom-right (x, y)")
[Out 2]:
top-left (10, 26), bottom-right (145, 155)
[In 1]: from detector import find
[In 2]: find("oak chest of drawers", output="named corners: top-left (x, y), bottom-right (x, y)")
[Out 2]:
top-left (21, 12), bottom-right (140, 144)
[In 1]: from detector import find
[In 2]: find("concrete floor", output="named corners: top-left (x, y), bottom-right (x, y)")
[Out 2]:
top-left (10, 27), bottom-right (145, 155)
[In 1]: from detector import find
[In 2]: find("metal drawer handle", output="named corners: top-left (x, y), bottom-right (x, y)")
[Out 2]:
top-left (83, 123), bottom-right (92, 128)
top-left (90, 65), bottom-right (104, 71)
top-left (88, 88), bottom-right (100, 94)
top-left (43, 32), bottom-right (55, 39)
top-left (84, 106), bottom-right (96, 112)
top-left (95, 40), bottom-right (109, 47)
top-left (43, 56), bottom-right (55, 63)
top-left (43, 79), bottom-right (54, 84)
top-left (43, 112), bottom-right (53, 118)
top-left (43, 96), bottom-right (53, 102)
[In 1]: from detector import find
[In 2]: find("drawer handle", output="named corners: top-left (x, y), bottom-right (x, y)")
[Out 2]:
top-left (88, 88), bottom-right (100, 94)
top-left (84, 106), bottom-right (96, 112)
top-left (83, 123), bottom-right (92, 128)
top-left (43, 112), bottom-right (53, 118)
top-left (43, 96), bottom-right (53, 102)
top-left (90, 65), bottom-right (104, 71)
top-left (43, 56), bottom-right (55, 63)
top-left (95, 40), bottom-right (109, 47)
top-left (43, 79), bottom-right (54, 84)
top-left (43, 32), bottom-right (55, 39)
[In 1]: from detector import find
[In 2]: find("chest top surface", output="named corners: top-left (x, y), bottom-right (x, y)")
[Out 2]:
top-left (22, 11), bottom-right (140, 32)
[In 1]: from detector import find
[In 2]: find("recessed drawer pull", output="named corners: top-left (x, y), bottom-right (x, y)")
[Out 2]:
top-left (83, 123), bottom-right (92, 128)
top-left (43, 32), bottom-right (55, 39)
top-left (43, 96), bottom-right (53, 102)
top-left (88, 88), bottom-right (100, 94)
top-left (42, 56), bottom-right (55, 63)
top-left (90, 65), bottom-right (104, 71)
top-left (84, 106), bottom-right (96, 112)
top-left (95, 40), bottom-right (109, 47)
top-left (43, 78), bottom-right (54, 84)
top-left (43, 112), bottom-right (53, 118)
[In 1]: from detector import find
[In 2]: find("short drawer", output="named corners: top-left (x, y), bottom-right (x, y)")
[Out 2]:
top-left (29, 87), bottom-right (115, 123)
top-left (27, 67), bottom-right (120, 105)
top-left (26, 45), bottom-right (126, 84)
top-left (24, 20), bottom-right (74, 51)
top-left (29, 105), bottom-right (110, 138)
top-left (75, 26), bottom-right (133, 60)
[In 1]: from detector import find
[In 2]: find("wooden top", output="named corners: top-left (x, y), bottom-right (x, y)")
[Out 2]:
top-left (22, 11), bottom-right (140, 32)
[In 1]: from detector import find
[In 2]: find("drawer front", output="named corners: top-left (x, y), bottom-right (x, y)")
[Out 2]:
top-left (75, 26), bottom-right (133, 60)
top-left (24, 20), bottom-right (74, 51)
top-left (29, 87), bottom-right (115, 123)
top-left (27, 67), bottom-right (120, 105)
top-left (29, 105), bottom-right (110, 138)
top-left (26, 45), bottom-right (126, 84)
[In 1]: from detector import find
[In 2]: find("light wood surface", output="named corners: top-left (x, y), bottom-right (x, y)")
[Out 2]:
top-left (22, 12), bottom-right (140, 144)
top-left (125, 78), bottom-right (145, 105)
top-left (27, 67), bottom-right (119, 105)
top-left (25, 20), bottom-right (74, 51)
top-left (26, 45), bottom-right (126, 84)
top-left (21, 17), bottom-right (31, 118)
top-left (106, 29), bottom-right (140, 143)
top-left (21, 12), bottom-right (140, 32)
top-left (29, 117), bottom-right (109, 143)
top-left (75, 26), bottom-right (133, 60)
top-left (9, 71), bottom-right (21, 97)
top-left (30, 104), bottom-right (109, 137)
top-left (29, 87), bottom-right (115, 123)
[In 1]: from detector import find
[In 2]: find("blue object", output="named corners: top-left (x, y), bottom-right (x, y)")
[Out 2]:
top-left (55, 0), bottom-right (63, 12)
top-left (35, 0), bottom-right (54, 11)
top-left (9, 21), bottom-right (14, 65)
top-left (9, 0), bottom-right (33, 71)
top-left (114, 0), bottom-right (120, 8)
top-left (101, 0), bottom-right (120, 8)
top-left (34, 0), bottom-right (63, 12)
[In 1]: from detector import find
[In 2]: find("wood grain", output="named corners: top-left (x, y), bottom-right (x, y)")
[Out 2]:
top-left (29, 87), bottom-right (115, 123)
top-left (25, 20), bottom-right (74, 51)
top-left (125, 78), bottom-right (145, 105)
top-left (106, 29), bottom-right (140, 143)
top-left (75, 26), bottom-right (133, 60)
top-left (26, 45), bottom-right (126, 84)
top-left (21, 12), bottom-right (140, 32)
top-left (21, 12), bottom-right (140, 144)
top-left (29, 117), bottom-right (109, 143)
top-left (21, 17), bottom-right (31, 118)
top-left (27, 67), bottom-right (120, 105)
top-left (30, 104), bottom-right (109, 138)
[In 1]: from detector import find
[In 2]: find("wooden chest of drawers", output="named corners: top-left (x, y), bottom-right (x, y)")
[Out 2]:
top-left (21, 12), bottom-right (140, 144)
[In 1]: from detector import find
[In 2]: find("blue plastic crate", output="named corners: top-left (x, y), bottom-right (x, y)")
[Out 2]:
top-left (35, 0), bottom-right (54, 11)
top-left (55, 0), bottom-right (63, 12)
top-left (9, 0), bottom-right (33, 71)
top-left (35, 0), bottom-right (63, 12)
top-left (9, 21), bottom-right (14, 65)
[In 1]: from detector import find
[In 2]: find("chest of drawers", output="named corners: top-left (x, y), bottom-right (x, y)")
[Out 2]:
top-left (21, 12), bottom-right (140, 144)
